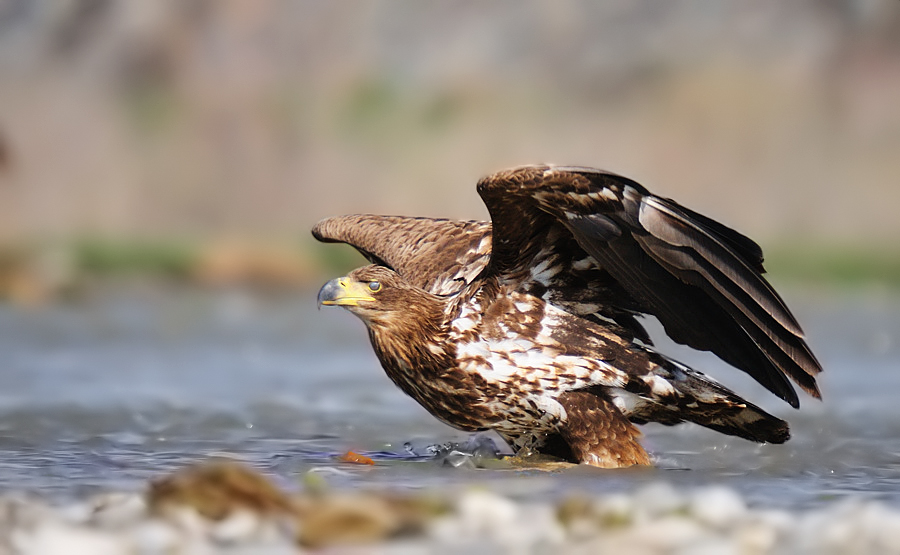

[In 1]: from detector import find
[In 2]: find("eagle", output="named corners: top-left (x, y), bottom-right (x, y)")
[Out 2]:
top-left (314, 165), bottom-right (821, 468)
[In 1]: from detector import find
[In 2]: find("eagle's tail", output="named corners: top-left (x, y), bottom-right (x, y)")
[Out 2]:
top-left (619, 352), bottom-right (790, 444)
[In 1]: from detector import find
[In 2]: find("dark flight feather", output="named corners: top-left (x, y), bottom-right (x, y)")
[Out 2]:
top-left (475, 166), bottom-right (821, 406)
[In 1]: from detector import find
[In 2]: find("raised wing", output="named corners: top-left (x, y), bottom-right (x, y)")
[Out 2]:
top-left (476, 165), bottom-right (821, 407)
top-left (312, 215), bottom-right (491, 295)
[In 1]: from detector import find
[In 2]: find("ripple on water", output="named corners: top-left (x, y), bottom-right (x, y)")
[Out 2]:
top-left (0, 292), bottom-right (898, 508)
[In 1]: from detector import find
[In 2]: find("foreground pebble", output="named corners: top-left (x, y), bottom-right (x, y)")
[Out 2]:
top-left (3, 462), bottom-right (900, 554)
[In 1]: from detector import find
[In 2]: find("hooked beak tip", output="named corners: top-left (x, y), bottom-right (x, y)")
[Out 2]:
top-left (317, 278), bottom-right (342, 308)
top-left (316, 276), bottom-right (375, 308)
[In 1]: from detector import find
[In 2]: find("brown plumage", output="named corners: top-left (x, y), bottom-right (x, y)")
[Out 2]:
top-left (314, 165), bottom-right (822, 468)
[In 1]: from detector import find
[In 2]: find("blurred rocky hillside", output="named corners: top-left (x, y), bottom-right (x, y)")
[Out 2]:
top-left (0, 0), bottom-right (897, 246)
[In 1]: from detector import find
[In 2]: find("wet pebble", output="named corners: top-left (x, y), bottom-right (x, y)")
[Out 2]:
top-left (297, 494), bottom-right (400, 547)
top-left (3, 462), bottom-right (900, 554)
top-left (688, 485), bottom-right (746, 529)
top-left (632, 481), bottom-right (686, 520)
top-left (11, 521), bottom-right (128, 555)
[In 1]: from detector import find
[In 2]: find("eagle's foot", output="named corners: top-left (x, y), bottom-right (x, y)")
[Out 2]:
top-left (424, 434), bottom-right (504, 468)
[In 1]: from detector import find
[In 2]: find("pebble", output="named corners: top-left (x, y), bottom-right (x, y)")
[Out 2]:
top-left (688, 485), bottom-right (746, 529)
top-left (632, 481), bottom-right (685, 520)
top-left (130, 519), bottom-right (182, 553)
top-left (11, 521), bottom-right (127, 555)
top-left (298, 494), bottom-right (400, 548)
top-left (4, 462), bottom-right (900, 554)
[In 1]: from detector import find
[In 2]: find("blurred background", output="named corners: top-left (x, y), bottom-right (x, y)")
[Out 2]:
top-left (0, 1), bottom-right (900, 502)
top-left (0, 0), bottom-right (898, 301)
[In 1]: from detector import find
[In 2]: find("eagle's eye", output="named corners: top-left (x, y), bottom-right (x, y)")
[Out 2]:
top-left (367, 281), bottom-right (382, 292)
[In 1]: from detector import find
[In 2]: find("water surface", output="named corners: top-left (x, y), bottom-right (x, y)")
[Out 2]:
top-left (1, 284), bottom-right (898, 509)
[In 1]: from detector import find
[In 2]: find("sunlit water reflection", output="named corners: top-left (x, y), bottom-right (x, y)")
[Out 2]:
top-left (1, 285), bottom-right (898, 508)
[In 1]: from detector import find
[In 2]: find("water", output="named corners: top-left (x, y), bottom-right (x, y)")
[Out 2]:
top-left (1, 283), bottom-right (899, 509)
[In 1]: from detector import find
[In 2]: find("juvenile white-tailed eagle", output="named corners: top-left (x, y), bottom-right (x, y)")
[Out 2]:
top-left (314, 166), bottom-right (821, 468)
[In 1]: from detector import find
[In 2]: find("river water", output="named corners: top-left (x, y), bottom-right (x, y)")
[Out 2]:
top-left (1, 283), bottom-right (899, 510)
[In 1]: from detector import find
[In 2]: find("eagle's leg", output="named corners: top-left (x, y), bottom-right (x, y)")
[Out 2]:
top-left (556, 391), bottom-right (652, 468)
top-left (535, 432), bottom-right (577, 462)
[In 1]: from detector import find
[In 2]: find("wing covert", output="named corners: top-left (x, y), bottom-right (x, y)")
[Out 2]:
top-left (476, 165), bottom-right (821, 407)
top-left (312, 215), bottom-right (491, 295)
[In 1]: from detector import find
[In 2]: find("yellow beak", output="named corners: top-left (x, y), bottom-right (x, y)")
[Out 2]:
top-left (317, 277), bottom-right (376, 307)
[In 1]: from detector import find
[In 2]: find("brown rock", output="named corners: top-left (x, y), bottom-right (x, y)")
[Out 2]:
top-left (147, 461), bottom-right (296, 521)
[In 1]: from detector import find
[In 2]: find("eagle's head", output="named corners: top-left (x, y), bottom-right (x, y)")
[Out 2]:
top-left (317, 265), bottom-right (445, 329)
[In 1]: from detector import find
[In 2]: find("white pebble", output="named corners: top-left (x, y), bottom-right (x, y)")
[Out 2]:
top-left (752, 508), bottom-right (795, 533)
top-left (209, 509), bottom-right (263, 544)
top-left (0, 495), bottom-right (57, 529)
top-left (427, 514), bottom-right (464, 544)
top-left (868, 503), bottom-right (900, 552)
top-left (90, 492), bottom-right (147, 529)
top-left (8, 481), bottom-right (900, 553)
top-left (688, 486), bottom-right (746, 529)
top-left (593, 492), bottom-right (634, 524)
top-left (793, 501), bottom-right (861, 553)
top-left (157, 505), bottom-right (212, 541)
top-left (632, 482), bottom-right (685, 520)
top-left (494, 503), bottom-right (565, 549)
top-left (456, 489), bottom-right (518, 536)
top-left (673, 538), bottom-right (739, 555)
top-left (430, 489), bottom-right (525, 547)
top-left (628, 515), bottom-right (706, 550)
top-left (11, 521), bottom-right (127, 555)
top-left (55, 501), bottom-right (94, 524)
top-left (130, 519), bottom-right (182, 553)
top-left (732, 519), bottom-right (780, 553)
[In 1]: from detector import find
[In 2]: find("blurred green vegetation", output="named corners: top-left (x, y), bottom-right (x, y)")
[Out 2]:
top-left (73, 239), bottom-right (198, 277)
top-left (335, 78), bottom-right (465, 143)
top-left (765, 244), bottom-right (900, 288)
top-left (60, 240), bottom-right (900, 289)
top-left (123, 86), bottom-right (182, 135)
top-left (67, 240), bottom-right (900, 288)
top-left (69, 237), bottom-right (370, 283)
top-left (3, 2), bottom-right (898, 246)
top-left (4, 238), bottom-right (900, 305)
top-left (306, 241), bottom-right (369, 277)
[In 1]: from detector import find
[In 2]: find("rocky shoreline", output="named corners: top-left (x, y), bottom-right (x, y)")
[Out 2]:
top-left (3, 461), bottom-right (900, 554)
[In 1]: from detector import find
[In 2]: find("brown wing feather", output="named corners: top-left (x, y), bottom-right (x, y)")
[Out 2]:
top-left (476, 165), bottom-right (821, 408)
top-left (312, 215), bottom-right (491, 295)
